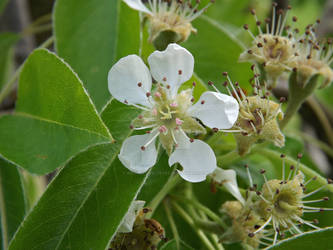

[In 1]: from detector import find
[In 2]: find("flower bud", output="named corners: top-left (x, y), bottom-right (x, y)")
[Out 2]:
top-left (233, 96), bottom-right (284, 156)
top-left (110, 208), bottom-right (166, 249)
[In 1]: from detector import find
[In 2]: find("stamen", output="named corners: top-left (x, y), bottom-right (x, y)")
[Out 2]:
top-left (287, 165), bottom-right (295, 181)
top-left (170, 129), bottom-right (178, 145)
top-left (302, 197), bottom-right (329, 204)
top-left (261, 169), bottom-right (274, 198)
top-left (245, 164), bottom-right (254, 187)
top-left (142, 130), bottom-right (160, 149)
top-left (281, 154), bottom-right (286, 181)
top-left (208, 80), bottom-right (221, 93)
top-left (250, 216), bottom-right (272, 236)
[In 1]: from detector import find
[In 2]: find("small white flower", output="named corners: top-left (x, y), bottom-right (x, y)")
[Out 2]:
top-left (122, 0), bottom-right (213, 43)
top-left (108, 43), bottom-right (239, 183)
top-left (210, 168), bottom-right (245, 205)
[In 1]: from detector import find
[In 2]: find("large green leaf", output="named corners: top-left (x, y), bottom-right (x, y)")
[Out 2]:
top-left (8, 100), bottom-right (142, 250)
top-left (8, 143), bottom-right (150, 250)
top-left (0, 49), bottom-right (111, 174)
top-left (266, 227), bottom-right (333, 250)
top-left (0, 158), bottom-right (25, 249)
top-left (0, 33), bottom-right (19, 90)
top-left (54, 0), bottom-right (140, 111)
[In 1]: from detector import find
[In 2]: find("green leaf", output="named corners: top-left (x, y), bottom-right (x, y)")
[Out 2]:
top-left (0, 158), bottom-right (26, 249)
top-left (183, 16), bottom-right (252, 93)
top-left (8, 143), bottom-right (149, 250)
top-left (9, 100), bottom-right (143, 250)
top-left (0, 49), bottom-right (111, 174)
top-left (54, 0), bottom-right (140, 111)
top-left (266, 227), bottom-right (333, 250)
top-left (0, 33), bottom-right (20, 90)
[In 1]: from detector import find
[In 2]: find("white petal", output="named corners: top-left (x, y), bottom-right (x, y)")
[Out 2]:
top-left (108, 55), bottom-right (152, 107)
top-left (168, 131), bottom-right (216, 182)
top-left (118, 200), bottom-right (145, 233)
top-left (122, 0), bottom-right (152, 15)
top-left (210, 168), bottom-right (245, 205)
top-left (119, 133), bottom-right (158, 174)
top-left (188, 91), bottom-right (239, 129)
top-left (148, 43), bottom-right (194, 97)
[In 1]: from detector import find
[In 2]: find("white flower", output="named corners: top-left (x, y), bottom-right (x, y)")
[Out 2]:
top-left (122, 0), bottom-right (212, 43)
top-left (108, 43), bottom-right (239, 183)
top-left (210, 168), bottom-right (245, 205)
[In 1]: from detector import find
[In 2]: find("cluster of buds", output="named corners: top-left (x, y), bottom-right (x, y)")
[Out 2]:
top-left (110, 205), bottom-right (166, 250)
top-left (239, 3), bottom-right (333, 89)
top-left (123, 0), bottom-right (214, 50)
top-left (219, 154), bottom-right (333, 248)
top-left (209, 69), bottom-right (285, 156)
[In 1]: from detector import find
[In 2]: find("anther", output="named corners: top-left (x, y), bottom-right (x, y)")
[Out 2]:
top-left (222, 72), bottom-right (228, 76)
top-left (189, 138), bottom-right (194, 143)
top-left (192, 81), bottom-right (196, 87)
top-left (178, 69), bottom-right (182, 75)
top-left (166, 85), bottom-right (171, 89)
top-left (280, 153), bottom-right (285, 158)
top-left (257, 43), bottom-right (263, 48)
top-left (260, 169), bottom-right (266, 174)
top-left (248, 49), bottom-right (253, 54)
top-left (248, 233), bottom-right (255, 238)
top-left (201, 100), bottom-right (205, 104)
top-left (208, 80), bottom-right (213, 86)
top-left (163, 77), bottom-right (167, 81)
top-left (297, 153), bottom-right (303, 159)
top-left (138, 82), bottom-right (142, 87)
top-left (130, 125), bottom-right (134, 129)
top-left (146, 92), bottom-right (151, 97)
top-left (212, 128), bottom-right (219, 133)
top-left (243, 24), bottom-right (249, 30)
top-left (250, 9), bottom-right (256, 15)
top-left (141, 146), bottom-right (146, 151)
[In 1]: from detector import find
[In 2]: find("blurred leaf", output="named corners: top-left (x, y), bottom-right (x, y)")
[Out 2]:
top-left (266, 227), bottom-right (333, 250)
top-left (54, 0), bottom-right (140, 111)
top-left (0, 33), bottom-right (19, 90)
top-left (0, 0), bottom-right (8, 14)
top-left (0, 158), bottom-right (25, 249)
top-left (160, 239), bottom-right (194, 250)
top-left (0, 49), bottom-right (111, 174)
top-left (183, 15), bottom-right (252, 93)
